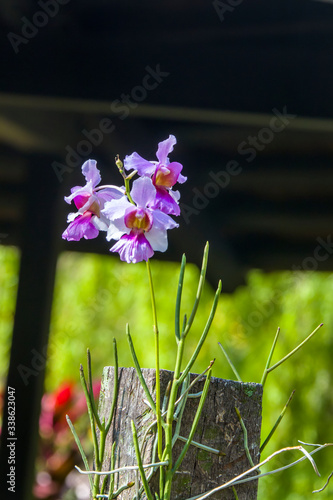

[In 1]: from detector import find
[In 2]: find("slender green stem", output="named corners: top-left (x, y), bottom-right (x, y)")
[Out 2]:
top-left (235, 407), bottom-right (254, 467)
top-left (163, 338), bottom-right (185, 497)
top-left (115, 155), bottom-right (136, 204)
top-left (79, 366), bottom-right (100, 465)
top-left (108, 442), bottom-right (116, 500)
top-left (66, 415), bottom-right (94, 493)
top-left (79, 365), bottom-right (101, 496)
top-left (124, 176), bottom-right (135, 204)
top-left (172, 376), bottom-right (190, 448)
top-left (172, 368), bottom-right (212, 473)
top-left (105, 339), bottom-right (119, 433)
top-left (87, 348), bottom-right (103, 431)
top-left (260, 327), bottom-right (281, 387)
top-left (218, 343), bottom-right (242, 383)
top-left (179, 280), bottom-right (222, 385)
top-left (175, 254), bottom-right (186, 341)
top-left (232, 486), bottom-right (240, 499)
top-left (131, 420), bottom-right (154, 500)
top-left (176, 435), bottom-right (224, 455)
top-left (98, 430), bottom-right (107, 475)
top-left (126, 324), bottom-right (156, 413)
top-left (112, 481), bottom-right (136, 498)
top-left (182, 242), bottom-right (210, 339)
top-left (267, 323), bottom-right (323, 374)
top-left (174, 362), bottom-right (214, 410)
top-left (146, 258), bottom-right (162, 459)
top-left (260, 390), bottom-right (296, 453)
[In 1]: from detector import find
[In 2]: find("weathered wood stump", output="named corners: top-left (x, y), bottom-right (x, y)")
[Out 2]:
top-left (98, 367), bottom-right (263, 499)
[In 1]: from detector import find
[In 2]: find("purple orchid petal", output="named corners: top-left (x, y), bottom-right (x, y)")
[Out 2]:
top-left (102, 196), bottom-right (133, 221)
top-left (106, 218), bottom-right (129, 241)
top-left (131, 177), bottom-right (156, 208)
top-left (152, 187), bottom-right (181, 216)
top-left (156, 135), bottom-right (176, 165)
top-left (82, 159), bottom-right (101, 187)
top-left (64, 181), bottom-right (94, 205)
top-left (97, 187), bottom-right (125, 204)
top-left (177, 172), bottom-right (187, 184)
top-left (93, 214), bottom-right (110, 232)
top-left (124, 152), bottom-right (155, 176)
top-left (62, 213), bottom-right (99, 241)
top-left (110, 232), bottom-right (154, 263)
top-left (152, 209), bottom-right (179, 230)
top-left (168, 162), bottom-right (186, 184)
top-left (153, 161), bottom-right (185, 188)
top-left (73, 193), bottom-right (91, 210)
top-left (145, 225), bottom-right (168, 252)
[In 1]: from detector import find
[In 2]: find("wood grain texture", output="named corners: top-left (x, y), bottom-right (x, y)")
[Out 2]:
top-left (98, 367), bottom-right (263, 499)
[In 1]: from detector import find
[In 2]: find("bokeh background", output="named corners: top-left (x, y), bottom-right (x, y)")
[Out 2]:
top-left (1, 1), bottom-right (333, 499)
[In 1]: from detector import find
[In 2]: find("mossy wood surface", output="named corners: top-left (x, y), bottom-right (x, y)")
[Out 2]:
top-left (98, 367), bottom-right (263, 499)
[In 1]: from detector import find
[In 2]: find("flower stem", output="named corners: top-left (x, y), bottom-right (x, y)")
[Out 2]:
top-left (266, 323), bottom-right (323, 374)
top-left (146, 259), bottom-right (162, 460)
top-left (260, 327), bottom-right (280, 387)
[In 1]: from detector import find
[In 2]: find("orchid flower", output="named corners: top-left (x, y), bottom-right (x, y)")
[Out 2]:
top-left (102, 176), bottom-right (178, 263)
top-left (124, 135), bottom-right (186, 216)
top-left (62, 160), bottom-right (124, 241)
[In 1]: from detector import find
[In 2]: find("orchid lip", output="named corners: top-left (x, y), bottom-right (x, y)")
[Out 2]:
top-left (124, 207), bottom-right (152, 232)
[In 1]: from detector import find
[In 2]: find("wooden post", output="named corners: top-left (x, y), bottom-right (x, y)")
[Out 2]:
top-left (0, 155), bottom-right (61, 500)
top-left (98, 367), bottom-right (263, 500)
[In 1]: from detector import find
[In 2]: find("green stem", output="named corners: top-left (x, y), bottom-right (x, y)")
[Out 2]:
top-left (105, 339), bottom-right (119, 433)
top-left (146, 258), bottom-right (162, 459)
top-left (131, 420), bottom-right (154, 500)
top-left (164, 370), bottom-right (212, 499)
top-left (80, 365), bottom-right (100, 463)
top-left (179, 280), bottom-right (222, 385)
top-left (176, 435), bottom-right (224, 455)
top-left (232, 486), bottom-right (240, 499)
top-left (108, 442), bottom-right (116, 500)
top-left (79, 365), bottom-right (102, 496)
top-left (172, 368), bottom-right (212, 473)
top-left (98, 430), bottom-right (107, 476)
top-left (218, 342), bottom-right (242, 383)
top-left (87, 348), bottom-right (103, 431)
top-left (172, 375), bottom-right (190, 448)
top-left (182, 242), bottom-right (210, 339)
top-left (66, 415), bottom-right (94, 493)
top-left (260, 390), bottom-right (296, 453)
top-left (126, 324), bottom-right (157, 413)
top-left (235, 407), bottom-right (254, 467)
top-left (163, 338), bottom-right (185, 498)
top-left (260, 327), bottom-right (281, 387)
top-left (115, 155), bottom-right (136, 204)
top-left (267, 323), bottom-right (323, 374)
top-left (175, 254), bottom-right (186, 341)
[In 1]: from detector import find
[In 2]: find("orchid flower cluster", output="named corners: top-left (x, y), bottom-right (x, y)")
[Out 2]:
top-left (62, 135), bottom-right (186, 264)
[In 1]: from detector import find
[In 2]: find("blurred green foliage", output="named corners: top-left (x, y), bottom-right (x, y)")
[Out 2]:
top-left (1, 245), bottom-right (332, 499)
top-left (0, 246), bottom-right (20, 381)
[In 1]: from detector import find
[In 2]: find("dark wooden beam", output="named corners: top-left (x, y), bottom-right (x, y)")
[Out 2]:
top-left (0, 154), bottom-right (61, 500)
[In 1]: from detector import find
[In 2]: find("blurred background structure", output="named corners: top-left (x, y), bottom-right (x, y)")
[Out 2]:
top-left (0, 1), bottom-right (333, 499)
